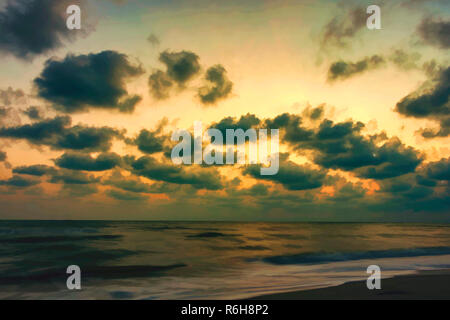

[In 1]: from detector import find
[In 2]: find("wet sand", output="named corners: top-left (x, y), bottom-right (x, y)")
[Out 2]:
top-left (251, 269), bottom-right (450, 300)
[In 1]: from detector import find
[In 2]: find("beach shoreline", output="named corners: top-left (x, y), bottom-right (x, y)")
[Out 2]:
top-left (250, 269), bottom-right (450, 300)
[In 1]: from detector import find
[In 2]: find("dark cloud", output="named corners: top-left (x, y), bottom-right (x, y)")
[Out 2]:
top-left (327, 55), bottom-right (385, 82)
top-left (22, 106), bottom-right (44, 120)
top-left (302, 104), bottom-right (325, 120)
top-left (244, 157), bottom-right (328, 191)
top-left (267, 114), bottom-right (422, 179)
top-left (57, 125), bottom-right (124, 152)
top-left (159, 50), bottom-right (201, 85)
top-left (129, 155), bottom-right (224, 190)
top-left (354, 138), bottom-right (423, 179)
top-left (54, 152), bottom-right (122, 171)
top-left (13, 164), bottom-right (55, 176)
top-left (211, 113), bottom-right (261, 136)
top-left (0, 175), bottom-right (39, 188)
top-left (0, 116), bottom-right (123, 151)
top-left (34, 51), bottom-right (144, 113)
top-left (320, 7), bottom-right (366, 49)
top-left (132, 129), bottom-right (166, 154)
top-left (0, 87), bottom-right (25, 105)
top-left (424, 157), bottom-right (450, 181)
top-left (49, 169), bottom-right (99, 185)
top-left (198, 65), bottom-right (233, 105)
top-left (0, 115), bottom-right (71, 143)
top-left (395, 66), bottom-right (450, 138)
top-left (0, 150), bottom-right (6, 162)
top-left (148, 50), bottom-right (201, 100)
top-left (416, 17), bottom-right (450, 49)
top-left (0, 0), bottom-right (92, 60)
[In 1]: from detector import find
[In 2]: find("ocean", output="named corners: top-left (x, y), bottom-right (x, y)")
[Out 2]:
top-left (1, 221), bottom-right (450, 299)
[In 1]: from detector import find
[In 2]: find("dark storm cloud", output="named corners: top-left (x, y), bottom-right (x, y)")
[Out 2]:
top-left (106, 189), bottom-right (147, 201)
top-left (416, 17), bottom-right (450, 49)
top-left (424, 157), bottom-right (450, 181)
top-left (54, 152), bottom-right (122, 171)
top-left (266, 113), bottom-right (422, 179)
top-left (34, 51), bottom-right (144, 113)
top-left (243, 157), bottom-right (328, 191)
top-left (395, 66), bottom-right (450, 138)
top-left (13, 164), bottom-right (55, 176)
top-left (129, 156), bottom-right (224, 190)
top-left (198, 65), bottom-right (233, 105)
top-left (0, 116), bottom-right (124, 151)
top-left (22, 106), bottom-right (44, 120)
top-left (49, 169), bottom-right (99, 185)
top-left (327, 55), bottom-right (385, 82)
top-left (0, 0), bottom-right (91, 60)
top-left (320, 7), bottom-right (366, 49)
top-left (0, 87), bottom-right (25, 105)
top-left (0, 175), bottom-right (39, 188)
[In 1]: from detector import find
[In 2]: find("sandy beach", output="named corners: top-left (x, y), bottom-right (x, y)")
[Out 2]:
top-left (251, 269), bottom-right (450, 300)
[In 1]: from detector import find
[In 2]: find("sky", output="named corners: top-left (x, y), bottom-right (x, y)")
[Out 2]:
top-left (0, 0), bottom-right (448, 221)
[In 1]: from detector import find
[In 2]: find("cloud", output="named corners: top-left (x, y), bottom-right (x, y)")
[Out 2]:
top-left (103, 170), bottom-right (179, 194)
top-left (320, 7), bottom-right (366, 49)
top-left (148, 70), bottom-right (173, 100)
top-left (148, 50), bottom-right (201, 100)
top-left (13, 164), bottom-right (55, 176)
top-left (266, 113), bottom-right (422, 179)
top-left (0, 116), bottom-right (124, 151)
top-left (106, 189), bottom-right (147, 201)
top-left (0, 115), bottom-right (71, 142)
top-left (389, 49), bottom-right (421, 71)
top-left (49, 169), bottom-right (99, 185)
top-left (0, 150), bottom-right (6, 162)
top-left (244, 156), bottom-right (328, 191)
top-left (159, 50), bottom-right (201, 85)
top-left (34, 51), bottom-right (144, 113)
top-left (129, 155), bottom-right (224, 190)
top-left (131, 129), bottom-right (166, 154)
top-left (198, 65), bottom-right (233, 105)
top-left (395, 66), bottom-right (450, 138)
top-left (424, 157), bottom-right (449, 181)
top-left (327, 55), bottom-right (385, 81)
top-left (0, 0), bottom-right (93, 60)
top-left (54, 152), bottom-right (122, 171)
top-left (416, 17), bottom-right (450, 49)
top-left (211, 113), bottom-right (261, 137)
top-left (0, 87), bottom-right (25, 105)
top-left (22, 106), bottom-right (44, 120)
top-left (0, 175), bottom-right (40, 188)
top-left (147, 33), bottom-right (160, 46)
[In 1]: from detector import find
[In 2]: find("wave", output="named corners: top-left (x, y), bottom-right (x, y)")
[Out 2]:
top-left (262, 246), bottom-right (450, 265)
